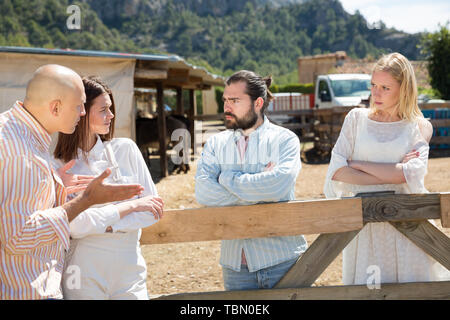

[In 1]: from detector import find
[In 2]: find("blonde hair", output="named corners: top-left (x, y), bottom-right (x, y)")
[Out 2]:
top-left (370, 52), bottom-right (423, 121)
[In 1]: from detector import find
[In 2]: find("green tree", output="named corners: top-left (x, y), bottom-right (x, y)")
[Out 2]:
top-left (7, 33), bottom-right (30, 47)
top-left (0, 34), bottom-right (7, 46)
top-left (27, 21), bottom-right (53, 47)
top-left (421, 24), bottom-right (450, 99)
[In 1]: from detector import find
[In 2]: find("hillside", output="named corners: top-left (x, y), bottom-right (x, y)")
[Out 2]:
top-left (87, 0), bottom-right (423, 78)
top-left (0, 0), bottom-right (424, 83)
top-left (85, 0), bottom-right (308, 21)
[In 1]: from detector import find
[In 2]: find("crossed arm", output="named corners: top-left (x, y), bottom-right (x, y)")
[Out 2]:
top-left (195, 140), bottom-right (242, 207)
top-left (331, 117), bottom-right (433, 186)
top-left (195, 135), bottom-right (301, 206)
top-left (332, 157), bottom-right (411, 185)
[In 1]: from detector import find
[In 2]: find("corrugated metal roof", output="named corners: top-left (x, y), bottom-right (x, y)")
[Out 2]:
top-left (0, 46), bottom-right (178, 61)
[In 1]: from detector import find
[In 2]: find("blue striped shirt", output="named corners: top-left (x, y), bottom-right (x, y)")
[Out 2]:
top-left (195, 116), bottom-right (308, 272)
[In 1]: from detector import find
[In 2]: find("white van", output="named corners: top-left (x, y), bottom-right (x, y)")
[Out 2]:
top-left (315, 74), bottom-right (371, 108)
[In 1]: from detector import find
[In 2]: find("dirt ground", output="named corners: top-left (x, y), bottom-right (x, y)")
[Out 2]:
top-left (142, 152), bottom-right (450, 298)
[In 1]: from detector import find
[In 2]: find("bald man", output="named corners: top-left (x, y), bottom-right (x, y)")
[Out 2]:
top-left (0, 64), bottom-right (144, 300)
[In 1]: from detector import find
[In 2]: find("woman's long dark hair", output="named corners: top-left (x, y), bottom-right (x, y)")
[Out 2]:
top-left (54, 76), bottom-right (116, 163)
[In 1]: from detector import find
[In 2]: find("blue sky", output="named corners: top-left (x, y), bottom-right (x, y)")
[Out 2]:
top-left (339, 0), bottom-right (450, 33)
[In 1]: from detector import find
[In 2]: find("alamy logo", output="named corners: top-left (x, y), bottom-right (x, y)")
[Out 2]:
top-left (65, 265), bottom-right (81, 290)
top-left (171, 128), bottom-right (191, 165)
top-left (366, 265), bottom-right (381, 290)
top-left (66, 5), bottom-right (81, 30)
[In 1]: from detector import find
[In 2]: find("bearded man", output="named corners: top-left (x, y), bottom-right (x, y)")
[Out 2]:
top-left (195, 70), bottom-right (307, 290)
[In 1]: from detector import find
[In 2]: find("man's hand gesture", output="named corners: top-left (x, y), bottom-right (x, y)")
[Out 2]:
top-left (82, 168), bottom-right (144, 206)
top-left (63, 168), bottom-right (144, 222)
top-left (57, 160), bottom-right (95, 194)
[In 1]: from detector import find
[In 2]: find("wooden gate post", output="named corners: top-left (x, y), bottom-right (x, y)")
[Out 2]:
top-left (156, 82), bottom-right (168, 177)
top-left (275, 230), bottom-right (361, 289)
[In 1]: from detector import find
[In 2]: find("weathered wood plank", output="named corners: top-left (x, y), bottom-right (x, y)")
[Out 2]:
top-left (390, 220), bottom-right (450, 270)
top-left (188, 76), bottom-right (203, 84)
top-left (269, 110), bottom-right (313, 116)
top-left (176, 87), bottom-right (183, 115)
top-left (134, 68), bottom-right (167, 79)
top-left (313, 109), bottom-right (333, 116)
top-left (362, 193), bottom-right (441, 223)
top-left (274, 230), bottom-right (360, 289)
top-left (140, 198), bottom-right (363, 245)
top-left (156, 82), bottom-right (168, 177)
top-left (441, 192), bottom-right (450, 228)
top-left (193, 113), bottom-right (224, 121)
top-left (153, 281), bottom-right (450, 300)
top-left (167, 68), bottom-right (190, 82)
top-left (419, 102), bottom-right (450, 110)
top-left (430, 136), bottom-right (450, 145)
top-left (278, 123), bottom-right (313, 130)
top-left (315, 124), bottom-right (342, 132)
top-left (430, 118), bottom-right (450, 128)
top-left (188, 89), bottom-right (196, 150)
top-left (141, 193), bottom-right (448, 245)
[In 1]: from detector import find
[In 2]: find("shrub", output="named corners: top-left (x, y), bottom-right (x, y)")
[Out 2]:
top-left (270, 83), bottom-right (314, 94)
top-left (421, 24), bottom-right (450, 100)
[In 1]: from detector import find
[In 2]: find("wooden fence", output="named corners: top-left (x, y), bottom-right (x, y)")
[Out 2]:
top-left (141, 191), bottom-right (450, 300)
top-left (264, 106), bottom-right (355, 157)
top-left (268, 103), bottom-right (450, 157)
top-left (193, 103), bottom-right (450, 158)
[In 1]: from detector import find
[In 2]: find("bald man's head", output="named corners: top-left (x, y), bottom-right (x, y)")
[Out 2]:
top-left (25, 64), bottom-right (83, 106)
top-left (23, 64), bottom-right (86, 135)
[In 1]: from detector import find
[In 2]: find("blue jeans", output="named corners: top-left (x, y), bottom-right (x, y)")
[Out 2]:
top-left (222, 258), bottom-right (298, 291)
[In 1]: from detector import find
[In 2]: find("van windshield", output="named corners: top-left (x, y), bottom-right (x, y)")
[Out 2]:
top-left (330, 79), bottom-right (371, 98)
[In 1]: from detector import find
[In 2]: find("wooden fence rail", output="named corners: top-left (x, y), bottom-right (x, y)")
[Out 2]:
top-left (154, 281), bottom-right (450, 300)
top-left (267, 105), bottom-right (450, 155)
top-left (142, 192), bottom-right (450, 300)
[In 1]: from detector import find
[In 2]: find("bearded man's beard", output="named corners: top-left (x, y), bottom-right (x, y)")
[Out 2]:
top-left (224, 107), bottom-right (258, 130)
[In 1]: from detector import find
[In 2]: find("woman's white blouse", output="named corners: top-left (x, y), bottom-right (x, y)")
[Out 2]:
top-left (323, 108), bottom-right (429, 198)
top-left (322, 108), bottom-right (450, 284)
top-left (54, 136), bottom-right (159, 238)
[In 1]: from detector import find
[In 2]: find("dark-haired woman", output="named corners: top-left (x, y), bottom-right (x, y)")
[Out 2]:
top-left (54, 76), bottom-right (163, 300)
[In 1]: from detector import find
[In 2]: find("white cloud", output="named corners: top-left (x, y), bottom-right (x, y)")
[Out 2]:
top-left (339, 0), bottom-right (450, 33)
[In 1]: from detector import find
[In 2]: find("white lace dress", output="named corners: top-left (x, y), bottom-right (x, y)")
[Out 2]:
top-left (324, 108), bottom-right (449, 285)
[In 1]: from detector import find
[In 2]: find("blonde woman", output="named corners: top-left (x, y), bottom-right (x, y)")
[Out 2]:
top-left (324, 53), bottom-right (449, 284)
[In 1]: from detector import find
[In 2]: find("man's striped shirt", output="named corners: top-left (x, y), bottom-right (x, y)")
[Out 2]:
top-left (0, 101), bottom-right (69, 300)
top-left (195, 116), bottom-right (307, 272)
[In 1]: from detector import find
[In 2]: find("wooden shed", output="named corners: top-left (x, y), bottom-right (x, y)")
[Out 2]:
top-left (297, 51), bottom-right (347, 84)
